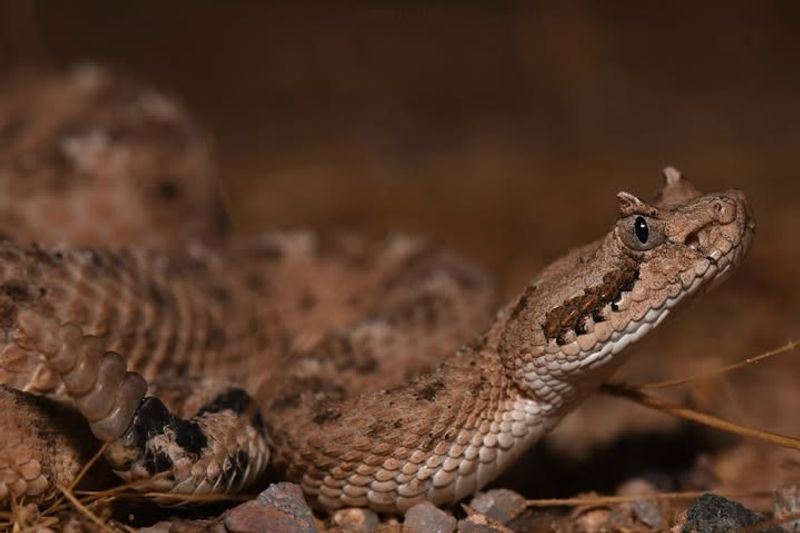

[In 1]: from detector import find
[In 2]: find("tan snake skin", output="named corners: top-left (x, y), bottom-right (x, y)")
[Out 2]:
top-left (0, 68), bottom-right (755, 517)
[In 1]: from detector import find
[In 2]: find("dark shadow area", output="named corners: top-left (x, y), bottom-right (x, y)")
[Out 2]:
top-left (493, 424), bottom-right (733, 498)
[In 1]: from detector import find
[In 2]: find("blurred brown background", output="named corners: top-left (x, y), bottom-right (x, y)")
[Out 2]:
top-left (2, 0), bottom-right (799, 501)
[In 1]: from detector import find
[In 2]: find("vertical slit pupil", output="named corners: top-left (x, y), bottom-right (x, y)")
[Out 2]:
top-left (634, 216), bottom-right (649, 244)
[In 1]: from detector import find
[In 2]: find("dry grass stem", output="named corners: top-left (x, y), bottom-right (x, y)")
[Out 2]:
top-left (641, 339), bottom-right (800, 389)
top-left (56, 484), bottom-right (115, 533)
top-left (602, 383), bottom-right (800, 450)
top-left (74, 489), bottom-right (252, 503)
top-left (40, 441), bottom-right (110, 518)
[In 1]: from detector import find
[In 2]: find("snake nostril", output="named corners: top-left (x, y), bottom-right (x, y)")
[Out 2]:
top-left (712, 200), bottom-right (728, 220)
top-left (685, 230), bottom-right (701, 252)
top-left (713, 198), bottom-right (737, 223)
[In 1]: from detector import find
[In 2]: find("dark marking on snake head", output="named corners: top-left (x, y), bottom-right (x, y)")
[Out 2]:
top-left (575, 315), bottom-right (590, 336)
top-left (543, 261), bottom-right (640, 343)
top-left (591, 308), bottom-right (607, 323)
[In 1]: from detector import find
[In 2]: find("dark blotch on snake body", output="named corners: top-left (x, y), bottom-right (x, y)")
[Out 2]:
top-left (173, 420), bottom-right (206, 455)
top-left (145, 451), bottom-right (173, 475)
top-left (128, 397), bottom-right (208, 457)
top-left (197, 388), bottom-right (265, 431)
top-left (197, 389), bottom-right (252, 416)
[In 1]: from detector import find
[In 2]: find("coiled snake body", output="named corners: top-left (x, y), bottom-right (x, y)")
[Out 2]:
top-left (0, 68), bottom-right (755, 517)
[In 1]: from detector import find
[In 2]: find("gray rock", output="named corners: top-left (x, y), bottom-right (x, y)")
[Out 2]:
top-left (224, 482), bottom-right (317, 533)
top-left (331, 507), bottom-right (380, 532)
top-left (682, 493), bottom-right (781, 533)
top-left (631, 499), bottom-right (664, 530)
top-left (403, 502), bottom-right (456, 533)
top-left (468, 489), bottom-right (527, 524)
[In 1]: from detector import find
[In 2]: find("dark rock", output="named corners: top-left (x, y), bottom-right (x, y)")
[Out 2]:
top-left (682, 493), bottom-right (781, 533)
top-left (403, 502), bottom-right (456, 533)
top-left (224, 482), bottom-right (317, 533)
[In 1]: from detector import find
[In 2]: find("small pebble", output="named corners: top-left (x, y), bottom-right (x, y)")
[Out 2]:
top-left (630, 499), bottom-right (663, 530)
top-left (225, 482), bottom-right (317, 533)
top-left (403, 501), bottom-right (456, 533)
top-left (468, 489), bottom-right (527, 525)
top-left (617, 479), bottom-right (664, 529)
top-left (332, 507), bottom-right (380, 532)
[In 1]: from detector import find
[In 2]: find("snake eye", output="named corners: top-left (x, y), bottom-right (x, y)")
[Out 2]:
top-left (618, 214), bottom-right (664, 251)
top-left (634, 216), bottom-right (649, 244)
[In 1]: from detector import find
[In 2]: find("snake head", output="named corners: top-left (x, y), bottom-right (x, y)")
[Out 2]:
top-left (499, 168), bottom-right (754, 407)
top-left (614, 167), bottom-right (754, 304)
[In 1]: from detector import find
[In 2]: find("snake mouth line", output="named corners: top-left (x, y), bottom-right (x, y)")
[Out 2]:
top-left (577, 235), bottom-right (747, 371)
